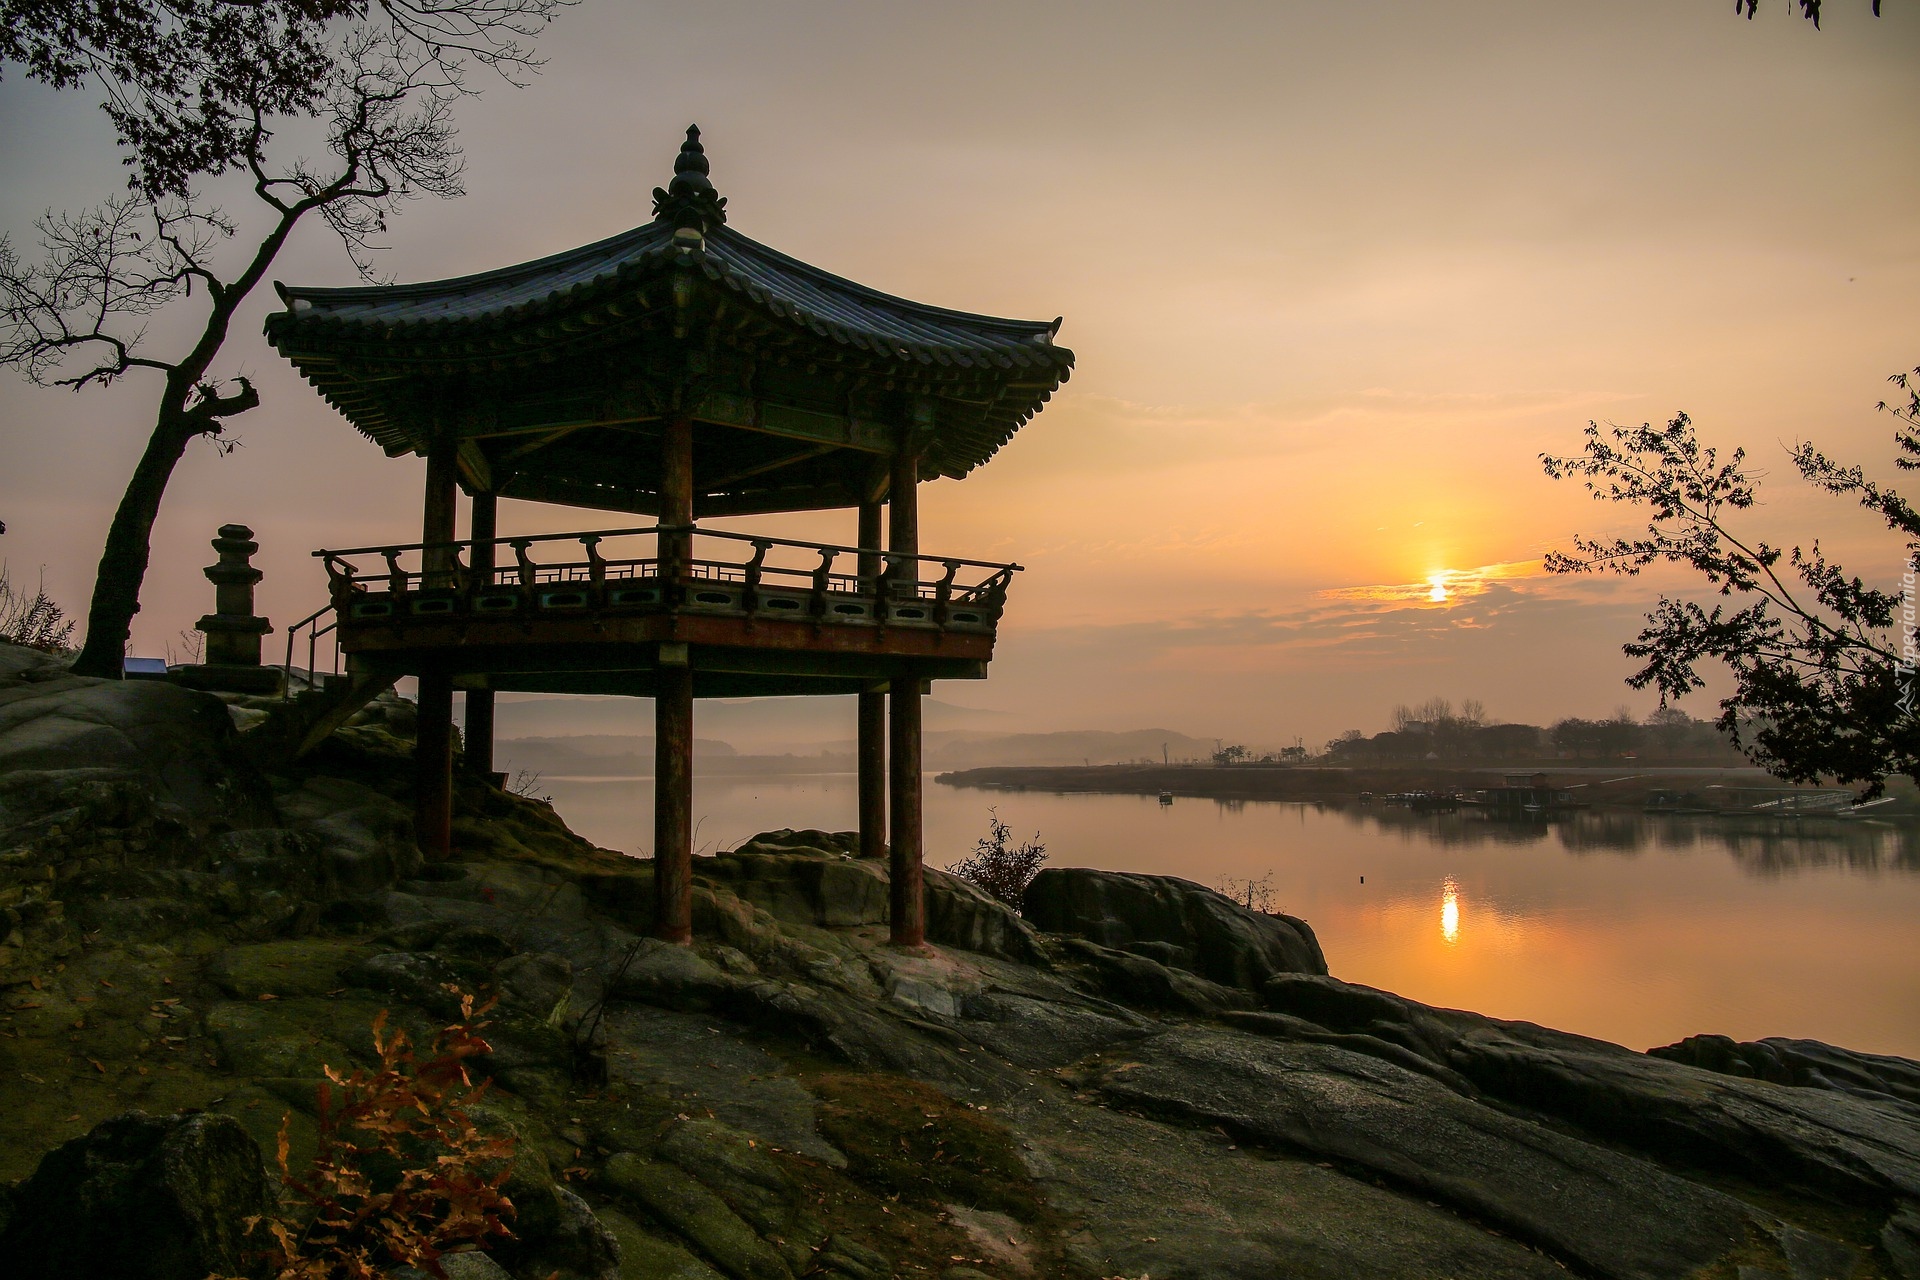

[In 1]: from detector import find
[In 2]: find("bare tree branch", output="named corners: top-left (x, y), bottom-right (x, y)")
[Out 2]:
top-left (0, 0), bottom-right (567, 676)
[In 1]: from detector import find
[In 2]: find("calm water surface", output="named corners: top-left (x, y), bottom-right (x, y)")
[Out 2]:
top-left (534, 771), bottom-right (1920, 1058)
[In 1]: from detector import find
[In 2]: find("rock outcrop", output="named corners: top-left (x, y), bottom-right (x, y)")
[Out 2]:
top-left (0, 1111), bottom-right (270, 1280)
top-left (1651, 1031), bottom-right (1920, 1109)
top-left (3, 643), bottom-right (1917, 1280)
top-left (1023, 865), bottom-right (1327, 989)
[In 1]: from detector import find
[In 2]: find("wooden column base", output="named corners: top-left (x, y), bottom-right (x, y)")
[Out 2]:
top-left (858, 686), bottom-right (887, 861)
top-left (653, 663), bottom-right (694, 944)
top-left (888, 674), bottom-right (924, 947)
top-left (415, 672), bottom-right (454, 860)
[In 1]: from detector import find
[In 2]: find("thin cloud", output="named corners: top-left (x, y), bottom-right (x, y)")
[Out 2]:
top-left (1319, 559), bottom-right (1548, 606)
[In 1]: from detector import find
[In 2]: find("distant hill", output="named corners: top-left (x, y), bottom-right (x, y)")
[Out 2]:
top-left (496, 734), bottom-right (736, 778)
top-left (496, 727), bottom-right (1215, 777)
top-left (921, 728), bottom-right (1215, 769)
top-left (488, 693), bottom-right (1013, 754)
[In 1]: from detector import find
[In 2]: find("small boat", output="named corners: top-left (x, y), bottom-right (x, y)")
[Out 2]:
top-left (1158, 791), bottom-right (1174, 805)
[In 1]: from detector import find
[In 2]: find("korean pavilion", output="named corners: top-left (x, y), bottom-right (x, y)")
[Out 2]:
top-left (265, 127), bottom-right (1073, 946)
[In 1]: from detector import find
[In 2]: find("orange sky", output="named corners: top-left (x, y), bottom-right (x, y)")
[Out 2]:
top-left (2, 1), bottom-right (1916, 746)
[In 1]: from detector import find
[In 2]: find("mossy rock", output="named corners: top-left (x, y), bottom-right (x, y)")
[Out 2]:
top-left (204, 939), bottom-right (376, 999)
top-left (601, 1151), bottom-right (793, 1280)
top-left (593, 1203), bottom-right (726, 1280)
top-left (202, 995), bottom-right (404, 1079)
top-left (211, 1083), bottom-right (320, 1167)
top-left (808, 1073), bottom-right (1043, 1223)
top-left (657, 1118), bottom-right (825, 1251)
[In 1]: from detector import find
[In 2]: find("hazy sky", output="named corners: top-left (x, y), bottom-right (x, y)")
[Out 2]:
top-left (2, 1), bottom-right (1915, 746)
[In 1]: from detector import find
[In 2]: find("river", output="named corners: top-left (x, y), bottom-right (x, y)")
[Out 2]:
top-left (533, 770), bottom-right (1920, 1059)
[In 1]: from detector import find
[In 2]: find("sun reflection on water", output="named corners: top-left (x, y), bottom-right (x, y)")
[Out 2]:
top-left (1440, 877), bottom-right (1462, 945)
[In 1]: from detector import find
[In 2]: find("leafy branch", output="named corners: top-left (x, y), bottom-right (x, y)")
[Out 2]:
top-left (1541, 382), bottom-right (1920, 794)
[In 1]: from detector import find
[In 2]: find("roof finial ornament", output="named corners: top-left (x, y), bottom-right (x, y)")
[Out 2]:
top-left (652, 124), bottom-right (728, 235)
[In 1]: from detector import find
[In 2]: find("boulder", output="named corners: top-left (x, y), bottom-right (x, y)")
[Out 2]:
top-left (1649, 1033), bottom-right (1920, 1110)
top-left (1086, 1028), bottom-right (1775, 1280)
top-left (698, 846), bottom-right (889, 930)
top-left (0, 670), bottom-right (272, 827)
top-left (694, 838), bottom-right (1044, 965)
top-left (734, 828), bottom-right (860, 856)
top-left (491, 1138), bottom-right (621, 1280)
top-left (1023, 867), bottom-right (1327, 992)
top-left (0, 640), bottom-right (62, 679)
top-left (0, 1110), bottom-right (270, 1280)
top-left (923, 867), bottom-right (1044, 965)
top-left (1052, 936), bottom-right (1256, 1014)
top-left (1261, 973), bottom-right (1920, 1208)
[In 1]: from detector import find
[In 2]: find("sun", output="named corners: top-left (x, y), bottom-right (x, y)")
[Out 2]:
top-left (1427, 572), bottom-right (1449, 603)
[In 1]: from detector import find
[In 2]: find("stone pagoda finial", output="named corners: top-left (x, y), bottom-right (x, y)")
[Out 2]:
top-left (652, 124), bottom-right (728, 235)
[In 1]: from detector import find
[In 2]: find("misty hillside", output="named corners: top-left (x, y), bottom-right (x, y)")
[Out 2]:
top-left (496, 727), bottom-right (1216, 777)
top-left (486, 693), bottom-right (1015, 754)
top-left (920, 728), bottom-right (1215, 769)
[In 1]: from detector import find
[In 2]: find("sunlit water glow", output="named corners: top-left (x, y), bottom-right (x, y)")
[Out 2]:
top-left (529, 771), bottom-right (1920, 1057)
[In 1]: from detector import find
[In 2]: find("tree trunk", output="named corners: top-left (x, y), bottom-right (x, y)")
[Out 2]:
top-left (70, 410), bottom-right (197, 678)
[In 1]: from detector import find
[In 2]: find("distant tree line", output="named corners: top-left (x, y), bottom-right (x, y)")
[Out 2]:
top-left (1318, 698), bottom-right (1743, 766)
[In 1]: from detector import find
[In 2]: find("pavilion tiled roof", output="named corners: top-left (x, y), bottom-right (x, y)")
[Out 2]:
top-left (273, 218), bottom-right (1069, 375)
top-left (265, 127), bottom-right (1071, 505)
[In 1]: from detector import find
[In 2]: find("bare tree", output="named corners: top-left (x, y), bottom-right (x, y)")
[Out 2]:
top-left (946, 809), bottom-right (1048, 914)
top-left (0, 563), bottom-right (79, 652)
top-left (0, 1), bottom-right (567, 677)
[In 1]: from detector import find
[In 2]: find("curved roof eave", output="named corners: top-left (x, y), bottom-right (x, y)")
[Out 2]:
top-left (269, 222), bottom-right (1071, 380)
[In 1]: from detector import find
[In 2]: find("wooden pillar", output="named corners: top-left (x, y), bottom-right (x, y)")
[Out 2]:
top-left (888, 448), bottom-right (919, 565)
top-left (887, 448), bottom-right (924, 946)
top-left (465, 489), bottom-right (497, 778)
top-left (660, 415), bottom-right (694, 580)
top-left (654, 418), bottom-right (696, 943)
top-left (858, 498), bottom-right (887, 861)
top-left (416, 671), bottom-right (454, 860)
top-left (422, 437), bottom-right (459, 587)
top-left (415, 438), bottom-right (459, 859)
top-left (888, 671), bottom-right (924, 945)
top-left (654, 658), bottom-right (694, 944)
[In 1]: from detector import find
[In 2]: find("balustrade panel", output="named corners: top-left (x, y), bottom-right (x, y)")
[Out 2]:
top-left (313, 524), bottom-right (1018, 636)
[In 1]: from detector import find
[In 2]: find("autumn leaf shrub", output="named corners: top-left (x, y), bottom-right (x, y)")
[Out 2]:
top-left (251, 991), bottom-right (520, 1280)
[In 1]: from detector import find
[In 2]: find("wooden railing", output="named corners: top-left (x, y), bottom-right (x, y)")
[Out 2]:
top-left (313, 525), bottom-right (1020, 633)
top-left (279, 603), bottom-right (341, 696)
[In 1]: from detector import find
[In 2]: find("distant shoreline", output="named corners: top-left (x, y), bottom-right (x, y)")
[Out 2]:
top-left (936, 762), bottom-right (1920, 817)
